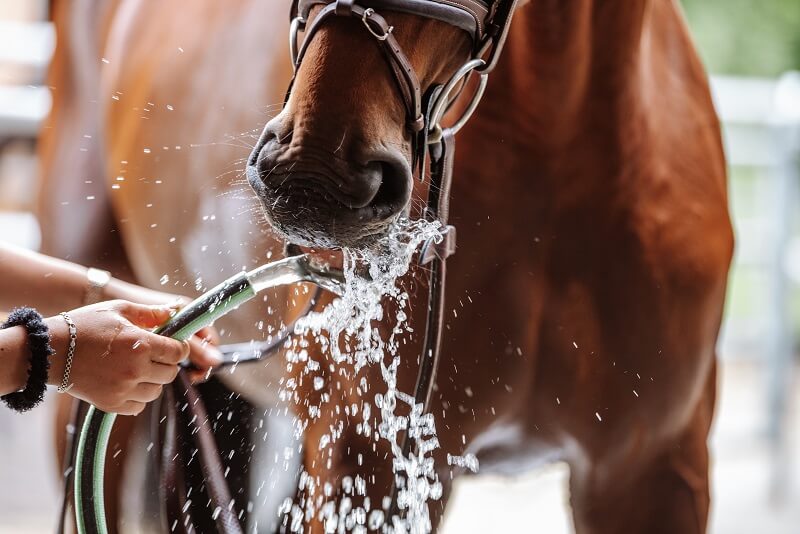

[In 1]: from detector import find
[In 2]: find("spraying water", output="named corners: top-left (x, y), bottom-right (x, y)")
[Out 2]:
top-left (277, 218), bottom-right (472, 533)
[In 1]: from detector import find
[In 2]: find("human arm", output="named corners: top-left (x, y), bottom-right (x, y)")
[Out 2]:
top-left (0, 242), bottom-right (91, 316)
top-left (0, 242), bottom-right (183, 315)
top-left (0, 242), bottom-right (221, 379)
top-left (1, 301), bottom-right (204, 414)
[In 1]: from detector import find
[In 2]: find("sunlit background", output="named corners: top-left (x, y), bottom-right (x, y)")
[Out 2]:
top-left (0, 0), bottom-right (798, 532)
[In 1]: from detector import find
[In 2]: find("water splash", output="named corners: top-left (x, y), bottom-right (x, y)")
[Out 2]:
top-left (280, 218), bottom-right (455, 532)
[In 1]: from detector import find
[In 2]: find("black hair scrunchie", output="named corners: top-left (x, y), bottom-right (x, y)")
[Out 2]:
top-left (1, 307), bottom-right (54, 412)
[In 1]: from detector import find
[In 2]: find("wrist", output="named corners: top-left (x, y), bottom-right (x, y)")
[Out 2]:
top-left (83, 267), bottom-right (112, 306)
top-left (0, 326), bottom-right (29, 394)
top-left (45, 316), bottom-right (68, 388)
top-left (0, 308), bottom-right (55, 411)
top-left (102, 276), bottom-right (127, 301)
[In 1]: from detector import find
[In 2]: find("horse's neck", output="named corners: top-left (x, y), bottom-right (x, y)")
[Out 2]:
top-left (465, 0), bottom-right (707, 191)
top-left (504, 1), bottom-right (655, 142)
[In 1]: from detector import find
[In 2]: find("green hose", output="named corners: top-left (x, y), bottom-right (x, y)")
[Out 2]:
top-left (74, 408), bottom-right (116, 534)
top-left (73, 272), bottom-right (256, 534)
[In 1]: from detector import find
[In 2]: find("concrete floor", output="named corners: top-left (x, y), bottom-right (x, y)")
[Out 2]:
top-left (1, 360), bottom-right (797, 533)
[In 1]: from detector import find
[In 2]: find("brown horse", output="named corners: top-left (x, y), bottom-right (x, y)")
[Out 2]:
top-left (39, 0), bottom-right (733, 532)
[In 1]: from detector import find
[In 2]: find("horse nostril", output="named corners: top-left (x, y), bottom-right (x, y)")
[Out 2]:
top-left (271, 126), bottom-right (292, 146)
top-left (369, 159), bottom-right (409, 211)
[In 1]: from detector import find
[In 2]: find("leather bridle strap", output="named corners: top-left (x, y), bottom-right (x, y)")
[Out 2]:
top-left (290, 2), bottom-right (425, 135)
top-left (296, 0), bottom-right (491, 43)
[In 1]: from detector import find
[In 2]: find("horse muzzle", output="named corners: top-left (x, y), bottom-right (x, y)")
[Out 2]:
top-left (246, 124), bottom-right (412, 248)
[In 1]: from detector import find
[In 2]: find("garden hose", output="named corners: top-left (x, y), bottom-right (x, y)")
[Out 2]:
top-left (73, 256), bottom-right (344, 534)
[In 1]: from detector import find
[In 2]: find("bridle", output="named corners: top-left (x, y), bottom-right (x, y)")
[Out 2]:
top-left (287, 0), bottom-right (518, 176)
top-left (284, 0), bottom-right (520, 526)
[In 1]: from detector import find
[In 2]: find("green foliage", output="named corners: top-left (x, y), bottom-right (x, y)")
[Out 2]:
top-left (680, 0), bottom-right (800, 76)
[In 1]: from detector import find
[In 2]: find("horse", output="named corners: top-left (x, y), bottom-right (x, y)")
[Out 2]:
top-left (38, 0), bottom-right (733, 532)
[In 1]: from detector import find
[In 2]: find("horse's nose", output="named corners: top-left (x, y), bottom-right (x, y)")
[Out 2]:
top-left (246, 116), bottom-right (415, 246)
top-left (251, 124), bottom-right (411, 215)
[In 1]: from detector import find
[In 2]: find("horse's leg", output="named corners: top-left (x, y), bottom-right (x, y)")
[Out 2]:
top-left (568, 361), bottom-right (717, 534)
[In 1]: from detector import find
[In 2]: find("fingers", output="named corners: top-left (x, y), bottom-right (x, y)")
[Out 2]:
top-left (186, 336), bottom-right (223, 370)
top-left (116, 301), bottom-right (217, 370)
top-left (117, 301), bottom-right (175, 329)
top-left (130, 382), bottom-right (164, 403)
top-left (195, 326), bottom-right (220, 346)
top-left (148, 362), bottom-right (181, 385)
top-left (116, 400), bottom-right (147, 416)
top-left (146, 336), bottom-right (190, 365)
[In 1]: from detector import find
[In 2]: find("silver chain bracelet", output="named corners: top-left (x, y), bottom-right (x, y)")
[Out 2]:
top-left (57, 312), bottom-right (77, 393)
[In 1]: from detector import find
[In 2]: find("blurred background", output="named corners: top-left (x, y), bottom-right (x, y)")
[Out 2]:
top-left (0, 0), bottom-right (798, 532)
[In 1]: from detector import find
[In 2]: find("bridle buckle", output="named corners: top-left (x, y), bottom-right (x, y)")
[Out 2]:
top-left (362, 8), bottom-right (393, 41)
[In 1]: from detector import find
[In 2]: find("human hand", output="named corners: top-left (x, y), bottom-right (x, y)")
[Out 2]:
top-left (103, 278), bottom-right (222, 382)
top-left (46, 300), bottom-right (219, 415)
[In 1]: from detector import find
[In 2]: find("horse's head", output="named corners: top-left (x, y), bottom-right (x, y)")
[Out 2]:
top-left (247, 2), bottom-right (475, 247)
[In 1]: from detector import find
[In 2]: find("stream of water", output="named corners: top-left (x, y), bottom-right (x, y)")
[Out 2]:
top-left (276, 218), bottom-right (474, 533)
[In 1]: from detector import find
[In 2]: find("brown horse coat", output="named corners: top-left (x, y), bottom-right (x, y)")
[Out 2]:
top-left (39, 1), bottom-right (732, 532)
